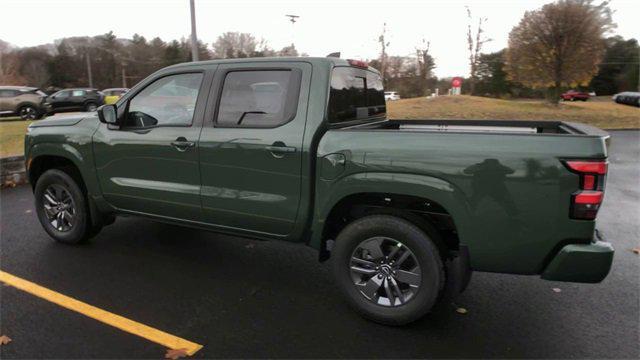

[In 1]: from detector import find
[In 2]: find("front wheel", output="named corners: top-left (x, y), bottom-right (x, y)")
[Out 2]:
top-left (34, 169), bottom-right (99, 244)
top-left (332, 215), bottom-right (444, 325)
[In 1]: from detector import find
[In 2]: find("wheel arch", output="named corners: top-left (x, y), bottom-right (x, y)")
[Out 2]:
top-left (16, 101), bottom-right (40, 113)
top-left (311, 172), bottom-right (473, 262)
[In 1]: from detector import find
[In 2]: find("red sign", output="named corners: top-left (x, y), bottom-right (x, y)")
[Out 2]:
top-left (452, 77), bottom-right (463, 88)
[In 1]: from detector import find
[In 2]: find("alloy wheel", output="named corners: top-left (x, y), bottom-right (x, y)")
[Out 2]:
top-left (42, 184), bottom-right (77, 232)
top-left (350, 236), bottom-right (422, 307)
top-left (20, 106), bottom-right (37, 120)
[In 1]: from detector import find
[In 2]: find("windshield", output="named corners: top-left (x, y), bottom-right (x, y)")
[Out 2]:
top-left (328, 66), bottom-right (386, 125)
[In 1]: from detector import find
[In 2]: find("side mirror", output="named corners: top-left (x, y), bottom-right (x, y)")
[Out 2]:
top-left (97, 104), bottom-right (118, 124)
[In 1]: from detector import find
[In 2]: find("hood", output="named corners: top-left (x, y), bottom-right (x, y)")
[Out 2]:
top-left (28, 113), bottom-right (92, 128)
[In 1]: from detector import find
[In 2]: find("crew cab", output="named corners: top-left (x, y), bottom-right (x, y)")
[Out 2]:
top-left (25, 57), bottom-right (614, 325)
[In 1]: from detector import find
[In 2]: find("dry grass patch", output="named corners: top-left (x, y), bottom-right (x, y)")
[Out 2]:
top-left (0, 120), bottom-right (31, 157)
top-left (387, 95), bottom-right (639, 129)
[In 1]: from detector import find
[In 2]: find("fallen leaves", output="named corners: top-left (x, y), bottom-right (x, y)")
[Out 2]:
top-left (631, 248), bottom-right (640, 255)
top-left (0, 335), bottom-right (12, 346)
top-left (455, 307), bottom-right (468, 315)
top-left (165, 348), bottom-right (189, 359)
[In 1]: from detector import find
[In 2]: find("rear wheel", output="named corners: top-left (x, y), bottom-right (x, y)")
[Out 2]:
top-left (84, 102), bottom-right (98, 112)
top-left (34, 169), bottom-right (100, 244)
top-left (332, 215), bottom-right (444, 325)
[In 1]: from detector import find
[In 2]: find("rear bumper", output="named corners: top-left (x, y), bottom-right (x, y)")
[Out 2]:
top-left (541, 240), bottom-right (614, 283)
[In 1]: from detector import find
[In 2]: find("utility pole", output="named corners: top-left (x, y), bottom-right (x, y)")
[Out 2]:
top-left (86, 50), bottom-right (93, 88)
top-left (285, 14), bottom-right (299, 49)
top-left (378, 23), bottom-right (389, 86)
top-left (189, 0), bottom-right (199, 62)
top-left (121, 63), bottom-right (127, 88)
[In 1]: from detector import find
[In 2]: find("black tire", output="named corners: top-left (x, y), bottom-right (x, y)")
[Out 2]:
top-left (34, 169), bottom-right (99, 244)
top-left (84, 102), bottom-right (98, 112)
top-left (332, 215), bottom-right (444, 325)
top-left (19, 105), bottom-right (41, 120)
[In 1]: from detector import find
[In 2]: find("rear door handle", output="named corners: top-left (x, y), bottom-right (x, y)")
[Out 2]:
top-left (171, 137), bottom-right (195, 152)
top-left (265, 145), bottom-right (296, 153)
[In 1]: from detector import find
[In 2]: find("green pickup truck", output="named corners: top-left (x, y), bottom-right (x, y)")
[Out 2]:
top-left (25, 57), bottom-right (614, 325)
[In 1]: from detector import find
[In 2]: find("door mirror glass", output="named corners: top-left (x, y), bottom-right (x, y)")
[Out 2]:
top-left (98, 104), bottom-right (118, 124)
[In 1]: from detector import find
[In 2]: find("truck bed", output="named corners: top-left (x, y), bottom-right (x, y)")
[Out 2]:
top-left (317, 119), bottom-right (610, 274)
top-left (353, 119), bottom-right (610, 138)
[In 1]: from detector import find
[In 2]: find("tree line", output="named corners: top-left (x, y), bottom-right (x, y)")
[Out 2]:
top-left (0, 31), bottom-right (300, 91)
top-left (1, 0), bottom-right (637, 101)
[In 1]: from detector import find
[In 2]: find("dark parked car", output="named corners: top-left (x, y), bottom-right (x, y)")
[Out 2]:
top-left (612, 91), bottom-right (640, 107)
top-left (560, 90), bottom-right (590, 101)
top-left (46, 88), bottom-right (104, 114)
top-left (0, 86), bottom-right (48, 120)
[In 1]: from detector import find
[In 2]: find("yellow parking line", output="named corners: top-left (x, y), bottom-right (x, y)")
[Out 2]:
top-left (0, 270), bottom-right (203, 356)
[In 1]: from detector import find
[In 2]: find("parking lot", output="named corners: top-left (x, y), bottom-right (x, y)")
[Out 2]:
top-left (1, 130), bottom-right (638, 359)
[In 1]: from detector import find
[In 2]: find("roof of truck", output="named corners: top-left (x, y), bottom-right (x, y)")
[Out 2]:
top-left (164, 56), bottom-right (380, 74)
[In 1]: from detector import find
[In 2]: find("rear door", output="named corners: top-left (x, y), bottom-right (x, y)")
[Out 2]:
top-left (51, 90), bottom-right (71, 111)
top-left (69, 89), bottom-right (87, 110)
top-left (93, 70), bottom-right (213, 221)
top-left (198, 62), bottom-right (311, 236)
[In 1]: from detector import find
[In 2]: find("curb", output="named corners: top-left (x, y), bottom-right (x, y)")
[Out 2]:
top-left (1, 155), bottom-right (27, 187)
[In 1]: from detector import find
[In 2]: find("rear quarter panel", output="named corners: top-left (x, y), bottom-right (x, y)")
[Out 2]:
top-left (313, 129), bottom-right (608, 274)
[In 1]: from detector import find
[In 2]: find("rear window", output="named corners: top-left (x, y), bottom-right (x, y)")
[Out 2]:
top-left (328, 67), bottom-right (386, 124)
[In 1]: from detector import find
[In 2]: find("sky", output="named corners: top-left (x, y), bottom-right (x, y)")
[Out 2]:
top-left (1, 0), bottom-right (638, 77)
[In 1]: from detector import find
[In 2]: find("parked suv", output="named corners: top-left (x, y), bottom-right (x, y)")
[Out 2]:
top-left (46, 88), bottom-right (104, 114)
top-left (102, 88), bottom-right (129, 104)
top-left (0, 86), bottom-right (48, 120)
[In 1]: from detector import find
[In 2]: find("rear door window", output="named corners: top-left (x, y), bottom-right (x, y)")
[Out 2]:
top-left (328, 67), bottom-right (386, 125)
top-left (216, 70), bottom-right (301, 128)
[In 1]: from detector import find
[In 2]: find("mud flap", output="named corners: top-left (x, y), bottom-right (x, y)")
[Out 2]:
top-left (441, 245), bottom-right (472, 300)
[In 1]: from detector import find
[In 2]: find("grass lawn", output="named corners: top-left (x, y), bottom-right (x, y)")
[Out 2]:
top-left (0, 119), bottom-right (31, 158)
top-left (388, 95), bottom-right (639, 129)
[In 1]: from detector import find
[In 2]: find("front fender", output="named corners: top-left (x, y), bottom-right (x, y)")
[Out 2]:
top-left (309, 171), bottom-right (474, 251)
top-left (27, 142), bottom-right (94, 188)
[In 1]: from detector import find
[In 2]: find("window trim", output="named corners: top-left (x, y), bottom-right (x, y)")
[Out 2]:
top-left (212, 67), bottom-right (302, 129)
top-left (117, 71), bottom-right (206, 131)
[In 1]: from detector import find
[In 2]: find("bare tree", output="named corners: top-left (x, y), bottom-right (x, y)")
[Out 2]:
top-left (416, 39), bottom-right (436, 95)
top-left (505, 0), bottom-right (615, 103)
top-left (378, 23), bottom-right (390, 84)
top-left (466, 6), bottom-right (492, 95)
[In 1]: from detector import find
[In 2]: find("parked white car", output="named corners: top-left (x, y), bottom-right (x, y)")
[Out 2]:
top-left (384, 91), bottom-right (400, 101)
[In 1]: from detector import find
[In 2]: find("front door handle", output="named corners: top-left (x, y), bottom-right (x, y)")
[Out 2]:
top-left (171, 137), bottom-right (195, 152)
top-left (266, 141), bottom-right (296, 157)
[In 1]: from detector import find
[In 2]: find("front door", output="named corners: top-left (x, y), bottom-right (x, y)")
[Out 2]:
top-left (51, 90), bottom-right (71, 112)
top-left (198, 62), bottom-right (311, 236)
top-left (93, 71), bottom-right (211, 221)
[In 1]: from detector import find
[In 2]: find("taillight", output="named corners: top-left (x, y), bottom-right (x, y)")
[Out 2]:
top-left (564, 160), bottom-right (608, 220)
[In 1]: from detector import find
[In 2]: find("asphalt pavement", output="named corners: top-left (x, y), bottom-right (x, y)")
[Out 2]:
top-left (1, 130), bottom-right (638, 359)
